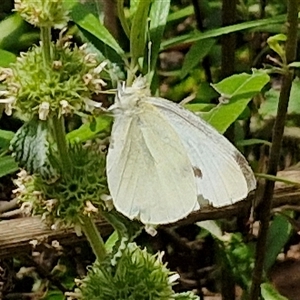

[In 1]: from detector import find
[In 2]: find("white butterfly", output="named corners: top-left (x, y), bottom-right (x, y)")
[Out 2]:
top-left (107, 77), bottom-right (256, 225)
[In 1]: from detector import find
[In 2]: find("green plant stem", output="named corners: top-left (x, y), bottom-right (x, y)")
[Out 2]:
top-left (52, 117), bottom-right (72, 173)
top-left (80, 215), bottom-right (107, 262)
top-left (249, 1), bottom-right (299, 299)
top-left (40, 26), bottom-right (52, 66)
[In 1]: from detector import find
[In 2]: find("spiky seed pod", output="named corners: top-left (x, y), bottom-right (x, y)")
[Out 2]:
top-left (0, 39), bottom-right (106, 121)
top-left (14, 143), bottom-right (108, 232)
top-left (14, 0), bottom-right (69, 28)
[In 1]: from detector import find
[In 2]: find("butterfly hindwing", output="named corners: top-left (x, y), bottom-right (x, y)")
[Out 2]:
top-left (147, 97), bottom-right (256, 207)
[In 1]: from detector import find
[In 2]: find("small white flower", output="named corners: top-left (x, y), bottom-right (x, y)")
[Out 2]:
top-left (93, 78), bottom-right (107, 88)
top-left (94, 61), bottom-right (108, 74)
top-left (0, 68), bottom-right (13, 81)
top-left (52, 60), bottom-right (63, 70)
top-left (145, 224), bottom-right (157, 236)
top-left (83, 97), bottom-right (103, 112)
top-left (168, 273), bottom-right (180, 284)
top-left (79, 43), bottom-right (87, 51)
top-left (0, 95), bottom-right (16, 116)
top-left (156, 251), bottom-right (165, 263)
top-left (60, 100), bottom-right (72, 115)
top-left (100, 194), bottom-right (114, 211)
top-left (84, 53), bottom-right (97, 64)
top-left (38, 101), bottom-right (50, 120)
top-left (45, 199), bottom-right (58, 212)
top-left (83, 73), bottom-right (93, 85)
top-left (29, 239), bottom-right (38, 248)
top-left (84, 200), bottom-right (98, 214)
top-left (51, 240), bottom-right (63, 251)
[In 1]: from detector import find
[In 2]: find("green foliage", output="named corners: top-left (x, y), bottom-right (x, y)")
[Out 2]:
top-left (161, 14), bottom-right (287, 50)
top-left (67, 115), bottom-right (112, 144)
top-left (0, 13), bottom-right (39, 52)
top-left (0, 155), bottom-right (18, 177)
top-left (201, 221), bottom-right (255, 292)
top-left (261, 283), bottom-right (289, 300)
top-left (147, 0), bottom-right (171, 83)
top-left (0, 49), bottom-right (16, 67)
top-left (264, 214), bottom-right (292, 272)
top-left (267, 34), bottom-right (287, 63)
top-left (68, 1), bottom-right (125, 62)
top-left (0, 129), bottom-right (14, 149)
top-left (10, 119), bottom-right (57, 179)
top-left (180, 39), bottom-right (216, 79)
top-left (205, 70), bottom-right (270, 133)
top-left (259, 79), bottom-right (300, 117)
top-left (130, 0), bottom-right (152, 66)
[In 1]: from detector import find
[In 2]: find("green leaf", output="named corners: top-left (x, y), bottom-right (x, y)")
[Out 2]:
top-left (129, 0), bottom-right (140, 17)
top-left (180, 39), bottom-right (215, 79)
top-left (259, 79), bottom-right (300, 117)
top-left (212, 70), bottom-right (270, 99)
top-left (130, 0), bottom-right (152, 65)
top-left (261, 283), bottom-right (289, 300)
top-left (0, 156), bottom-right (18, 178)
top-left (288, 61), bottom-right (300, 68)
top-left (67, 115), bottom-right (112, 143)
top-left (0, 49), bottom-right (16, 67)
top-left (105, 231), bottom-right (118, 252)
top-left (195, 81), bottom-right (219, 103)
top-left (196, 220), bottom-right (222, 239)
top-left (267, 34), bottom-right (287, 61)
top-left (10, 119), bottom-right (57, 179)
top-left (0, 129), bottom-right (15, 149)
top-left (205, 71), bottom-right (270, 133)
top-left (146, 0), bottom-right (171, 82)
top-left (117, 0), bottom-right (130, 38)
top-left (167, 5), bottom-right (194, 22)
top-left (69, 2), bottom-right (125, 58)
top-left (264, 214), bottom-right (292, 272)
top-left (0, 13), bottom-right (39, 51)
top-left (43, 290), bottom-right (64, 300)
top-left (161, 14), bottom-right (286, 50)
top-left (184, 103), bottom-right (216, 113)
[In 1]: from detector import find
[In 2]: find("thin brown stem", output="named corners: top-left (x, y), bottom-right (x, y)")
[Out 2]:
top-left (191, 0), bottom-right (212, 82)
top-left (250, 1), bottom-right (299, 299)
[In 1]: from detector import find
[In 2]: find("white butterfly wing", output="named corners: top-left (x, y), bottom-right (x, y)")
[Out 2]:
top-left (147, 97), bottom-right (256, 207)
top-left (107, 102), bottom-right (199, 224)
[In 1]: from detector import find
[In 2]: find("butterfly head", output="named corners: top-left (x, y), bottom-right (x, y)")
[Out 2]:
top-left (110, 76), bottom-right (151, 114)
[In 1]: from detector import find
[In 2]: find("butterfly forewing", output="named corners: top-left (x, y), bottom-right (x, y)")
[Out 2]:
top-left (107, 100), bottom-right (199, 224)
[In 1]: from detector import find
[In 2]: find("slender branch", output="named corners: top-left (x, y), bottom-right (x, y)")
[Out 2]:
top-left (250, 1), bottom-right (299, 299)
top-left (80, 215), bottom-right (107, 262)
top-left (0, 187), bottom-right (300, 258)
top-left (52, 116), bottom-right (72, 173)
top-left (40, 27), bottom-right (52, 66)
top-left (191, 0), bottom-right (212, 82)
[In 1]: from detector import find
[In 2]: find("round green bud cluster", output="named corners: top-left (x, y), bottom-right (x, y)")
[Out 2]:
top-left (14, 0), bottom-right (69, 28)
top-left (75, 243), bottom-right (177, 300)
top-left (14, 143), bottom-right (108, 231)
top-left (0, 39), bottom-right (106, 121)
